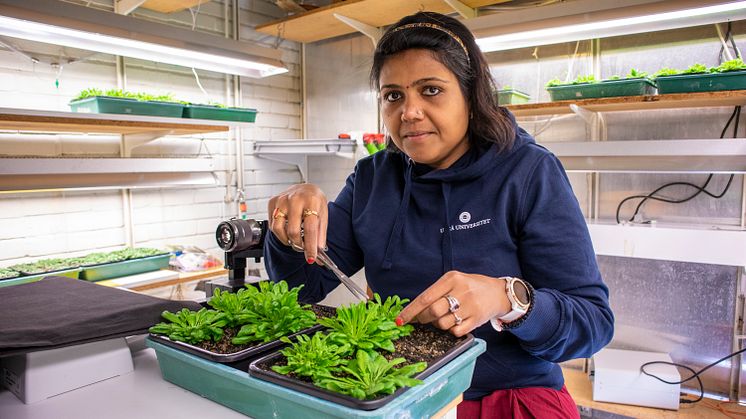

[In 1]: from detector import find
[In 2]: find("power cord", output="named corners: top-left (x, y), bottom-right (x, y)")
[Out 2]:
top-left (719, 22), bottom-right (742, 63)
top-left (640, 346), bottom-right (746, 404)
top-left (615, 106), bottom-right (741, 224)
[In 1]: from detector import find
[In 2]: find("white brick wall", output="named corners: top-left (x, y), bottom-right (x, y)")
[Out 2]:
top-left (0, 0), bottom-right (306, 266)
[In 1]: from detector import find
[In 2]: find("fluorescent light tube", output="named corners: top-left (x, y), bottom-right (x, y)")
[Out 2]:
top-left (0, 0), bottom-right (287, 78)
top-left (476, 1), bottom-right (746, 52)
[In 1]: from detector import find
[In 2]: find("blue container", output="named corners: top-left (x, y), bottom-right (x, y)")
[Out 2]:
top-left (147, 337), bottom-right (486, 418)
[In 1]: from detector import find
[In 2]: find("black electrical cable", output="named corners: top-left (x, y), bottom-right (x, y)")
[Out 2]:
top-left (640, 347), bottom-right (746, 404)
top-left (719, 22), bottom-right (743, 63)
top-left (615, 106), bottom-right (741, 224)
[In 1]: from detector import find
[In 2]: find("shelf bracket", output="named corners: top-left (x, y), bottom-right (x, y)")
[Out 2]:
top-left (115, 0), bottom-right (146, 15)
top-left (569, 104), bottom-right (607, 141)
top-left (443, 0), bottom-right (477, 19)
top-left (255, 154), bottom-right (307, 183)
top-left (333, 14), bottom-right (383, 46)
top-left (121, 131), bottom-right (173, 157)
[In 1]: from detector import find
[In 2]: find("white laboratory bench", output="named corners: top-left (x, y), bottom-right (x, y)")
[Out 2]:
top-left (0, 343), bottom-right (248, 419)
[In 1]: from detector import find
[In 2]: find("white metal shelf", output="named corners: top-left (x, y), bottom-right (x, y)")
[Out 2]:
top-left (543, 139), bottom-right (746, 173)
top-left (0, 158), bottom-right (215, 192)
top-left (587, 221), bottom-right (746, 267)
top-left (251, 139), bottom-right (358, 183)
top-left (252, 139), bottom-right (357, 156)
top-left (0, 107), bottom-right (250, 191)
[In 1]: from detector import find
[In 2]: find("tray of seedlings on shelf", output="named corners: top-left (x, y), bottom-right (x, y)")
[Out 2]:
top-left (69, 88), bottom-right (184, 117)
top-left (654, 59), bottom-right (746, 94)
top-left (547, 70), bottom-right (657, 101)
top-left (496, 88), bottom-right (530, 105)
top-left (78, 248), bottom-right (170, 282)
top-left (182, 103), bottom-right (258, 122)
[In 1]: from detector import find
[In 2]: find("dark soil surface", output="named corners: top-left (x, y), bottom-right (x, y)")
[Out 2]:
top-left (386, 323), bottom-right (465, 365)
top-left (195, 327), bottom-right (252, 353)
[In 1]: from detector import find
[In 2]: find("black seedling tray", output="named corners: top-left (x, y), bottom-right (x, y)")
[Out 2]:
top-left (149, 304), bottom-right (335, 363)
top-left (248, 328), bottom-right (474, 411)
top-left (148, 323), bottom-right (324, 363)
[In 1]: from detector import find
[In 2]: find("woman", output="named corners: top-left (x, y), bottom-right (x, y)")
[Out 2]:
top-left (264, 11), bottom-right (614, 418)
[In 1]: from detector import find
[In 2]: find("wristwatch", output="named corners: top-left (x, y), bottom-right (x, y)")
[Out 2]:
top-left (490, 277), bottom-right (533, 332)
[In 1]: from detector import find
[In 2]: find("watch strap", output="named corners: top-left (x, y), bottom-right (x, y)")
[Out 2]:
top-left (491, 278), bottom-right (534, 332)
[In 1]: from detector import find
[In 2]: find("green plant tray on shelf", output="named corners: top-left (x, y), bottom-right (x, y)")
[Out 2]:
top-left (69, 96), bottom-right (184, 117)
top-left (182, 105), bottom-right (258, 122)
top-left (79, 253), bottom-right (170, 282)
top-left (547, 78), bottom-right (657, 101)
top-left (496, 89), bottom-right (530, 105)
top-left (655, 70), bottom-right (746, 94)
top-left (0, 268), bottom-right (82, 288)
top-left (146, 337), bottom-right (485, 419)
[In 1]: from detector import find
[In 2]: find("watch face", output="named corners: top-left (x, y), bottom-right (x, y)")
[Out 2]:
top-left (513, 280), bottom-right (530, 305)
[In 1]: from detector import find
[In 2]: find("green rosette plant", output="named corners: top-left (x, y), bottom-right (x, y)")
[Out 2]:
top-left (314, 350), bottom-right (426, 400)
top-left (149, 308), bottom-right (227, 345)
top-left (317, 294), bottom-right (413, 355)
top-left (271, 333), bottom-right (349, 380)
top-left (652, 67), bottom-right (681, 78)
top-left (713, 58), bottom-right (746, 73)
top-left (207, 288), bottom-right (253, 328)
top-left (0, 268), bottom-right (20, 280)
top-left (231, 281), bottom-right (316, 345)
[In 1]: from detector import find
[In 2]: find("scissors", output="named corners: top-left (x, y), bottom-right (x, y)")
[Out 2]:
top-left (290, 231), bottom-right (369, 301)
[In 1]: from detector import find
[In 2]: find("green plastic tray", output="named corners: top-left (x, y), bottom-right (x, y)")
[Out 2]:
top-left (497, 89), bottom-right (530, 105)
top-left (79, 254), bottom-right (170, 282)
top-left (147, 337), bottom-right (486, 419)
top-left (183, 105), bottom-right (258, 122)
top-left (0, 268), bottom-right (81, 288)
top-left (69, 96), bottom-right (184, 118)
top-left (547, 78), bottom-right (657, 101)
top-left (656, 70), bottom-right (746, 94)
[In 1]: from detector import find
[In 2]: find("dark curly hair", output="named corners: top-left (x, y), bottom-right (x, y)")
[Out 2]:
top-left (370, 11), bottom-right (515, 153)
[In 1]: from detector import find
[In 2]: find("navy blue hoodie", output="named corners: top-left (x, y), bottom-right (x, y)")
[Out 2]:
top-left (265, 116), bottom-right (614, 399)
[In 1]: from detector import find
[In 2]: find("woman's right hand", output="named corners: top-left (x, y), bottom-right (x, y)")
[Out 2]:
top-left (268, 183), bottom-right (328, 264)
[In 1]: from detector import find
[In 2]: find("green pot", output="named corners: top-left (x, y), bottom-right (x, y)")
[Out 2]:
top-left (656, 70), bottom-right (746, 94)
top-left (70, 96), bottom-right (184, 117)
top-left (547, 78), bottom-right (657, 101)
top-left (496, 90), bottom-right (530, 105)
top-left (183, 104), bottom-right (258, 122)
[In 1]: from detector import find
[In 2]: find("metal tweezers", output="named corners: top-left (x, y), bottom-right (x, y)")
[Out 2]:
top-left (290, 231), bottom-right (369, 301)
top-left (315, 249), bottom-right (369, 302)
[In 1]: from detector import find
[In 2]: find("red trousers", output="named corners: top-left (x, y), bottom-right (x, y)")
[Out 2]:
top-left (457, 385), bottom-right (580, 419)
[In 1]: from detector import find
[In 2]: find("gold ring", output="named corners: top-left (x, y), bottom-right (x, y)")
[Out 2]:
top-left (453, 312), bottom-right (462, 326)
top-left (302, 209), bottom-right (319, 218)
top-left (273, 208), bottom-right (287, 220)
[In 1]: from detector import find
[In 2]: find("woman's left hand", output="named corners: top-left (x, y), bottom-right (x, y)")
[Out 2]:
top-left (396, 271), bottom-right (512, 337)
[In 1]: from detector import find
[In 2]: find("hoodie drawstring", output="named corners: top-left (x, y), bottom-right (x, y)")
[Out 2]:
top-left (441, 182), bottom-right (454, 272)
top-left (381, 160), bottom-right (414, 270)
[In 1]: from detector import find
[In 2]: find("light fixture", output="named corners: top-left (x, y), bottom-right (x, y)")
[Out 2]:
top-left (470, 0), bottom-right (746, 53)
top-left (0, 0), bottom-right (288, 78)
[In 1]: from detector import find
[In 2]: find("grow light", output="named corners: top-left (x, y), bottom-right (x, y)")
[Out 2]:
top-left (0, 0), bottom-right (287, 78)
top-left (473, 0), bottom-right (746, 52)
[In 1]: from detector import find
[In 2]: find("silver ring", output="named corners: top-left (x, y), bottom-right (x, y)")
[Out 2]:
top-left (445, 295), bottom-right (460, 313)
top-left (453, 312), bottom-right (462, 326)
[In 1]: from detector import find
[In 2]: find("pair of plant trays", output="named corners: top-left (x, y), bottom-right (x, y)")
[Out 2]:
top-left (148, 303), bottom-right (474, 411)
